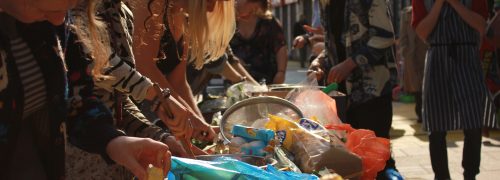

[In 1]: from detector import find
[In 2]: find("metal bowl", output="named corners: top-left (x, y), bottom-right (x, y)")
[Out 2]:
top-left (219, 96), bottom-right (305, 142)
top-left (195, 154), bottom-right (277, 169)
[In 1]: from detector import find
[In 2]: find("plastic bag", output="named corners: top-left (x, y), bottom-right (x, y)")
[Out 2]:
top-left (285, 76), bottom-right (343, 127)
top-left (265, 115), bottom-right (330, 173)
top-left (226, 82), bottom-right (268, 107)
top-left (168, 156), bottom-right (319, 180)
top-left (326, 124), bottom-right (390, 180)
top-left (230, 125), bottom-right (276, 156)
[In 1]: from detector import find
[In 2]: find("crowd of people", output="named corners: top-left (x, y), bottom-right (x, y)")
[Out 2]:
top-left (0, 0), bottom-right (499, 179)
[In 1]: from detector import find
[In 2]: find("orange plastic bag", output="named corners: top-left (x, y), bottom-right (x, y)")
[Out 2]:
top-left (326, 124), bottom-right (390, 180)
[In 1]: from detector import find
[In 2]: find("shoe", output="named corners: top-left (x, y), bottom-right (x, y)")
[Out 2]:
top-left (385, 168), bottom-right (404, 180)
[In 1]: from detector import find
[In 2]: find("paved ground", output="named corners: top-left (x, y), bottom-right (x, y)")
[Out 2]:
top-left (285, 60), bottom-right (500, 180)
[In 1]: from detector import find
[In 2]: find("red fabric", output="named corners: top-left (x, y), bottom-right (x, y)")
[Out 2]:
top-left (471, 0), bottom-right (489, 19)
top-left (411, 0), bottom-right (489, 29)
top-left (411, 0), bottom-right (427, 29)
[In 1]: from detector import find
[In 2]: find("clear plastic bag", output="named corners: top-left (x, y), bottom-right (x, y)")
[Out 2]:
top-left (265, 115), bottom-right (330, 173)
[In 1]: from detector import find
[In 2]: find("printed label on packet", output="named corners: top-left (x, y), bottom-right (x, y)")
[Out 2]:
top-left (276, 130), bottom-right (286, 145)
top-left (299, 118), bottom-right (320, 131)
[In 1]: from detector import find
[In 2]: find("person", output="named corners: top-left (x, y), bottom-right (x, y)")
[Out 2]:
top-left (399, 6), bottom-right (428, 123)
top-left (412, 0), bottom-right (498, 179)
top-left (0, 0), bottom-right (171, 179)
top-left (64, 0), bottom-right (202, 178)
top-left (131, 0), bottom-right (235, 141)
top-left (230, 0), bottom-right (288, 84)
top-left (308, 0), bottom-right (401, 179)
top-left (293, 14), bottom-right (309, 68)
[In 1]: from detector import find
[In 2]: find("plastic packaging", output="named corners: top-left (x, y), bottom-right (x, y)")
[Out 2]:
top-left (326, 124), bottom-right (390, 180)
top-left (230, 125), bottom-right (276, 156)
top-left (265, 115), bottom-right (330, 173)
top-left (168, 156), bottom-right (319, 180)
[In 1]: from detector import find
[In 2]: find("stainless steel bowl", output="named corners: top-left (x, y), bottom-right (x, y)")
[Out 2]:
top-left (195, 154), bottom-right (278, 169)
top-left (219, 96), bottom-right (305, 142)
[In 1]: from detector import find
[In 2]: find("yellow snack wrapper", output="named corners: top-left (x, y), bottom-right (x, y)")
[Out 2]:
top-left (264, 114), bottom-right (300, 150)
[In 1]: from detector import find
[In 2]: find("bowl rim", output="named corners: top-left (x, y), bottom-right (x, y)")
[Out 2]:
top-left (219, 96), bottom-right (305, 142)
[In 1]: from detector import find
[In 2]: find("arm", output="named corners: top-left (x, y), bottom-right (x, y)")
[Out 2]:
top-left (327, 0), bottom-right (395, 83)
top-left (271, 18), bottom-right (288, 84)
top-left (273, 46), bottom-right (288, 84)
top-left (447, 0), bottom-right (488, 35)
top-left (228, 56), bottom-right (259, 85)
top-left (414, 0), bottom-right (445, 41)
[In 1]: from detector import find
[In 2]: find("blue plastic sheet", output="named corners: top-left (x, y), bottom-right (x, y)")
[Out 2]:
top-left (168, 156), bottom-right (319, 180)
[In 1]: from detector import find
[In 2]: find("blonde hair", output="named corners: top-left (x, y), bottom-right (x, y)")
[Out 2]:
top-left (186, 0), bottom-right (236, 69)
top-left (73, 0), bottom-right (112, 79)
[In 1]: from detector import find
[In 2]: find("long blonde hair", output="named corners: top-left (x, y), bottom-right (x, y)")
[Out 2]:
top-left (186, 0), bottom-right (236, 69)
top-left (73, 0), bottom-right (112, 79)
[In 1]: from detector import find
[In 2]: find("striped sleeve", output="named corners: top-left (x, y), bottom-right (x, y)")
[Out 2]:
top-left (350, 0), bottom-right (395, 71)
top-left (94, 53), bottom-right (153, 102)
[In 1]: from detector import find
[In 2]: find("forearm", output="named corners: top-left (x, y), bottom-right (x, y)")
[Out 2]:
top-left (166, 61), bottom-right (203, 118)
top-left (121, 95), bottom-right (171, 140)
top-left (274, 47), bottom-right (288, 84)
top-left (229, 58), bottom-right (258, 84)
top-left (415, 1), bottom-right (445, 40)
top-left (221, 61), bottom-right (244, 83)
top-left (448, 1), bottom-right (486, 35)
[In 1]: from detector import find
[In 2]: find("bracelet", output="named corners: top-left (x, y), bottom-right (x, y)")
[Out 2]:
top-left (151, 83), bottom-right (172, 116)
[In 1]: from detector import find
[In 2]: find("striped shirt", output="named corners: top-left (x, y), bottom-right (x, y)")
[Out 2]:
top-left (10, 37), bottom-right (47, 118)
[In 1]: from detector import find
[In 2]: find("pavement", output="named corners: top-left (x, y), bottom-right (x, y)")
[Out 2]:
top-left (285, 60), bottom-right (500, 180)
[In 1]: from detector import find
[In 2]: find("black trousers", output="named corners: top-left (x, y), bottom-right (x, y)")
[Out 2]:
top-left (429, 129), bottom-right (482, 180)
top-left (346, 94), bottom-right (397, 179)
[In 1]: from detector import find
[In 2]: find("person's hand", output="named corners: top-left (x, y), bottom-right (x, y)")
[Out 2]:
top-left (293, 35), bottom-right (308, 49)
top-left (161, 135), bottom-right (208, 157)
top-left (327, 58), bottom-right (357, 84)
top-left (273, 71), bottom-right (285, 84)
top-left (307, 59), bottom-right (325, 81)
top-left (303, 25), bottom-right (324, 35)
top-left (189, 114), bottom-right (216, 142)
top-left (106, 136), bottom-right (171, 180)
top-left (156, 95), bottom-right (193, 140)
top-left (161, 135), bottom-right (188, 157)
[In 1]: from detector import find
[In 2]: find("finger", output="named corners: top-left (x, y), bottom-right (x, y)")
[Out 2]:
top-left (191, 145), bottom-right (208, 155)
top-left (161, 151), bottom-right (172, 177)
top-left (303, 25), bottom-right (315, 33)
top-left (124, 156), bottom-right (147, 180)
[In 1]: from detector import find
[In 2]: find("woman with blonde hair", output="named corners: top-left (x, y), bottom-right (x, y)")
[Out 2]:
top-left (230, 0), bottom-right (288, 84)
top-left (132, 0), bottom-right (236, 140)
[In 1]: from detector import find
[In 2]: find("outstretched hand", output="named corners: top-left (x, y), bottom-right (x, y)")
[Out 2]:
top-left (106, 136), bottom-right (171, 180)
